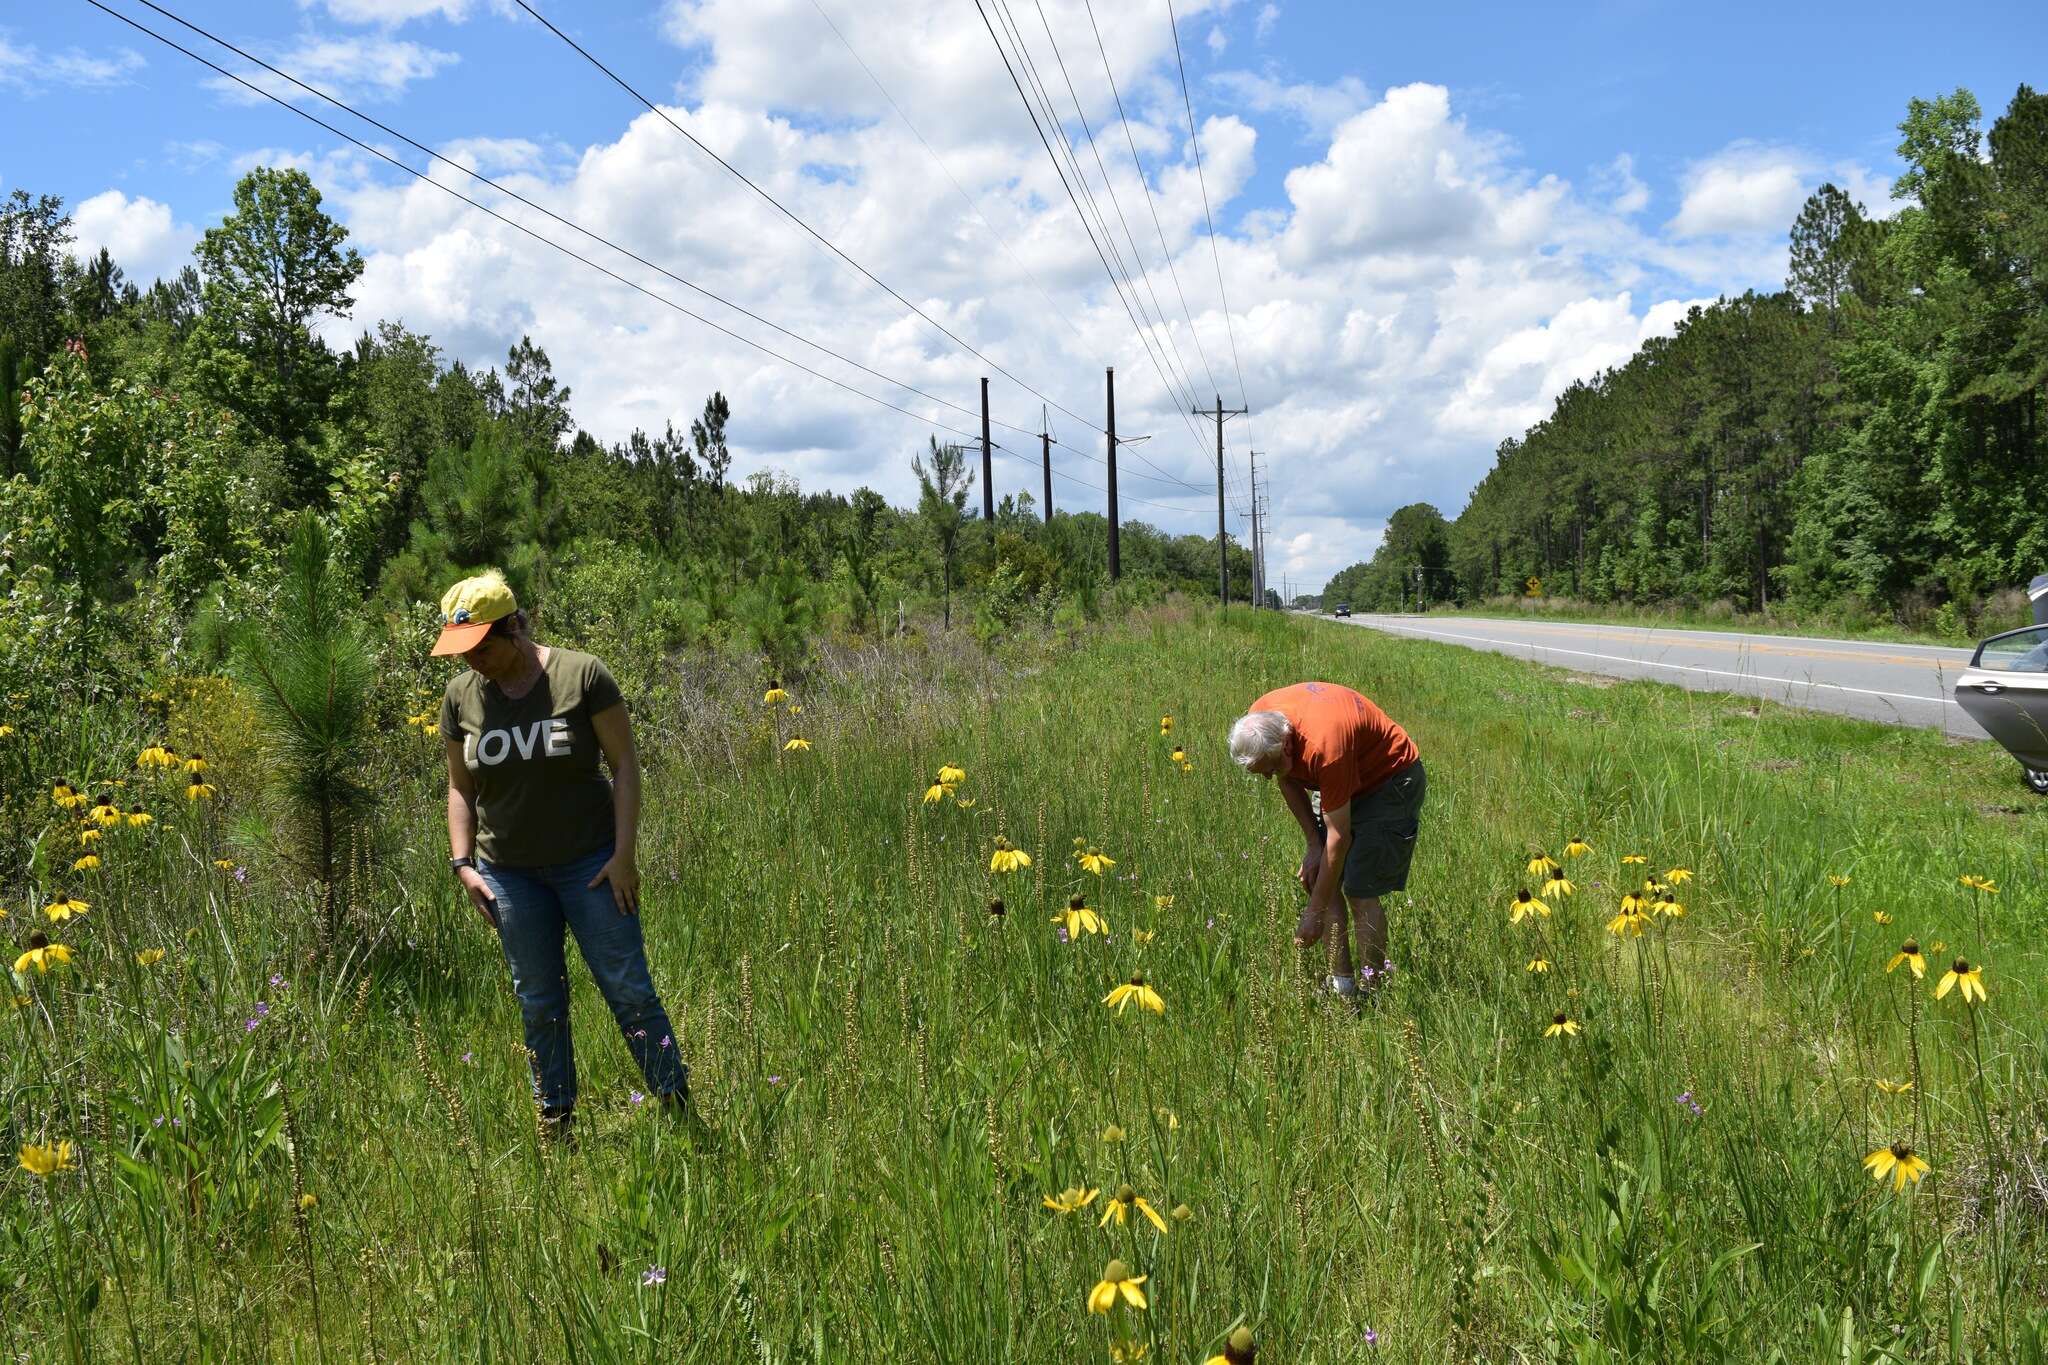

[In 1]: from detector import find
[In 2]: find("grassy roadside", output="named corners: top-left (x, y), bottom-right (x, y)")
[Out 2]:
top-left (1360, 598), bottom-right (2016, 649)
top-left (7, 603), bottom-right (2044, 1360)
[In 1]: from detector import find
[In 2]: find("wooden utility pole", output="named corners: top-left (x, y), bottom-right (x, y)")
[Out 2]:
top-left (1106, 367), bottom-right (1120, 580)
top-left (1249, 451), bottom-right (1262, 609)
top-left (1194, 393), bottom-right (1247, 606)
top-left (1040, 408), bottom-right (1053, 524)
top-left (979, 377), bottom-right (993, 522)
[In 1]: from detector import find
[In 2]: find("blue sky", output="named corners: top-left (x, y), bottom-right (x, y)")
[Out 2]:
top-left (4, 1), bottom-right (2042, 589)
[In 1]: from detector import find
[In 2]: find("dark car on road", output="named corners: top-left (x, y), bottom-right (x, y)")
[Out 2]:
top-left (1333, 603), bottom-right (1352, 618)
top-left (1956, 575), bottom-right (2048, 793)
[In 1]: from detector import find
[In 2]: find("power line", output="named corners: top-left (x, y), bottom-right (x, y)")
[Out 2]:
top-left (1024, 0), bottom-right (1202, 411)
top-left (800, 0), bottom-right (1089, 350)
top-left (1079, 0), bottom-right (1219, 399)
top-left (1166, 0), bottom-right (1258, 510)
top-left (112, 0), bottom-right (1067, 446)
top-left (512, 0), bottom-right (1106, 439)
top-left (970, 0), bottom-right (1214, 499)
top-left (89, 0), bottom-right (1226, 513)
top-left (87, 0), bottom-right (998, 450)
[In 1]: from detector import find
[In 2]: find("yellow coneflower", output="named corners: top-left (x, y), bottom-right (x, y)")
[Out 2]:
top-left (183, 754), bottom-right (208, 774)
top-left (135, 948), bottom-right (166, 967)
top-left (77, 828), bottom-right (100, 847)
top-left (1620, 854), bottom-right (1647, 865)
top-left (52, 782), bottom-right (87, 811)
top-left (1159, 715), bottom-right (1174, 736)
top-left (1929, 940), bottom-right (1947, 953)
top-left (954, 797), bottom-right (976, 809)
top-left (989, 837), bottom-right (1032, 874)
top-left (1098, 1184), bottom-right (1169, 1232)
top-left (1169, 746), bottom-right (1187, 765)
top-left (1527, 957), bottom-right (1551, 973)
top-left (788, 704), bottom-right (803, 717)
top-left (1886, 940), bottom-right (1926, 978)
top-left (0, 724), bottom-right (13, 738)
top-left (1052, 895), bottom-right (1106, 939)
top-left (1872, 910), bottom-right (1892, 925)
top-left (1863, 1141), bottom-right (1929, 1192)
top-left (1100, 1124), bottom-right (1126, 1143)
top-left (1204, 1327), bottom-right (1259, 1365)
top-left (1041, 1185), bottom-right (1099, 1214)
top-left (782, 737), bottom-right (811, 753)
top-left (1079, 847), bottom-right (1117, 876)
top-left (421, 723), bottom-right (440, 738)
top-left (1564, 837), bottom-right (1593, 857)
top-left (1957, 874), bottom-right (1998, 894)
top-left (1828, 874), bottom-right (1851, 887)
top-left (14, 940), bottom-right (72, 974)
top-left (1606, 908), bottom-right (1648, 938)
top-left (1170, 1203), bottom-right (1192, 1222)
top-left (89, 796), bottom-right (122, 826)
top-left (1177, 759), bottom-right (1193, 775)
top-left (186, 782), bottom-right (218, 802)
top-left (1541, 874), bottom-right (1575, 900)
top-left (1103, 974), bottom-right (1164, 1016)
top-left (1665, 868), bottom-right (1693, 884)
top-left (1544, 1012), bottom-right (1580, 1038)
top-left (1153, 894), bottom-right (1174, 910)
top-left (937, 763), bottom-right (966, 786)
top-left (71, 854), bottom-right (101, 872)
top-left (137, 742), bottom-right (173, 768)
top-left (1527, 854), bottom-right (1560, 877)
top-left (1655, 895), bottom-right (1685, 919)
top-left (763, 686), bottom-right (787, 705)
top-left (18, 1141), bottom-right (75, 1178)
top-left (1935, 958), bottom-right (1986, 1005)
top-left (1508, 889), bottom-right (1548, 924)
top-left (1874, 1078), bottom-right (1913, 1095)
top-left (125, 806), bottom-right (154, 827)
top-left (1619, 888), bottom-right (1647, 914)
top-left (298, 1192), bottom-right (318, 1212)
top-left (1087, 1259), bottom-right (1149, 1313)
top-left (212, 858), bottom-right (236, 871)
top-left (1132, 928), bottom-right (1155, 945)
top-left (922, 783), bottom-right (953, 805)
top-left (43, 894), bottom-right (90, 923)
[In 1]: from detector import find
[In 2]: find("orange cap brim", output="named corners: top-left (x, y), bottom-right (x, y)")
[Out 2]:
top-left (431, 621), bottom-right (493, 657)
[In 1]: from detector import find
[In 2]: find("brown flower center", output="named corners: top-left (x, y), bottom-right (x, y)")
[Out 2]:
top-left (1552, 1012), bottom-right (1567, 1025)
top-left (1952, 958), bottom-right (1971, 974)
top-left (1901, 939), bottom-right (1919, 954)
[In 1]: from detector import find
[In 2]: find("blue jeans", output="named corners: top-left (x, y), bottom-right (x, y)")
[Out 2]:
top-left (475, 843), bottom-right (687, 1111)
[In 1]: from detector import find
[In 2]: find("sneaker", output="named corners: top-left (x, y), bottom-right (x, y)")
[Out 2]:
top-left (540, 1105), bottom-right (576, 1147)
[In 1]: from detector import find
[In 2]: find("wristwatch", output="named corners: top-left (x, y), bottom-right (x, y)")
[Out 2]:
top-left (450, 856), bottom-right (476, 877)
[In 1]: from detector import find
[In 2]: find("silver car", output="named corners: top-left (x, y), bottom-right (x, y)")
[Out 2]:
top-left (1954, 623), bottom-right (2048, 794)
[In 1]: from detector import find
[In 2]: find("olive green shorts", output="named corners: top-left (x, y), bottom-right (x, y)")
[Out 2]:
top-left (1341, 759), bottom-right (1427, 898)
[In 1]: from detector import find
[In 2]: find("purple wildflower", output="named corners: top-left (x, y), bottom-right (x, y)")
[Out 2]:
top-left (630, 1090), bottom-right (646, 1105)
top-left (1055, 925), bottom-right (1070, 943)
top-left (270, 973), bottom-right (284, 989)
top-left (1676, 1090), bottom-right (1703, 1117)
top-left (461, 1051), bottom-right (474, 1065)
top-left (244, 1017), bottom-right (260, 1032)
top-left (1205, 917), bottom-right (1215, 930)
top-left (254, 1000), bottom-right (269, 1019)
top-left (767, 1075), bottom-right (784, 1086)
top-left (641, 1265), bottom-right (667, 1287)
top-left (659, 1035), bottom-right (671, 1050)
top-left (1363, 1327), bottom-right (1379, 1347)
top-left (232, 865), bottom-right (247, 884)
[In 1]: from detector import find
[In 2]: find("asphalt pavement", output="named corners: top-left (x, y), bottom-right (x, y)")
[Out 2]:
top-left (1333, 614), bottom-right (1986, 739)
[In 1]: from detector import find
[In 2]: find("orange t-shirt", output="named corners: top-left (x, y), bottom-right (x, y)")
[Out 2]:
top-left (1250, 681), bottom-right (1418, 814)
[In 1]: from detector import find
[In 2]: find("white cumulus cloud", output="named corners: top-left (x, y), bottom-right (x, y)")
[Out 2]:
top-left (1668, 143), bottom-right (1812, 237)
top-left (69, 190), bottom-right (198, 288)
top-left (206, 33), bottom-right (459, 105)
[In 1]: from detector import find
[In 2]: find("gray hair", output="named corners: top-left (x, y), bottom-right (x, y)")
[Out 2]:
top-left (1228, 710), bottom-right (1290, 770)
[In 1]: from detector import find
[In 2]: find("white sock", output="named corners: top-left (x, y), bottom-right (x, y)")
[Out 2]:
top-left (1328, 974), bottom-right (1358, 997)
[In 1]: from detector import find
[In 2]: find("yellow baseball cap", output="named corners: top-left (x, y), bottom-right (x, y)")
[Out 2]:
top-left (431, 571), bottom-right (518, 656)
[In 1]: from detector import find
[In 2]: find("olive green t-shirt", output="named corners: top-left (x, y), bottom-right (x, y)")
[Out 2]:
top-left (440, 648), bottom-right (624, 867)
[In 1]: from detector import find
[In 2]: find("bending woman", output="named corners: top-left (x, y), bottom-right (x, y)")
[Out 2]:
top-left (434, 570), bottom-right (688, 1139)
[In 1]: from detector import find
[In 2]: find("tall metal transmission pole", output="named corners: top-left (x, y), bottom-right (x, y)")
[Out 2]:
top-left (1105, 368), bottom-right (1119, 580)
top-left (979, 377), bottom-right (993, 522)
top-left (1194, 394), bottom-right (1248, 606)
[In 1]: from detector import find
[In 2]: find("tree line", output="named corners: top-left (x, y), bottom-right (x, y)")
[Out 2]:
top-left (1317, 86), bottom-right (2048, 638)
top-left (0, 166), bottom-right (1260, 708)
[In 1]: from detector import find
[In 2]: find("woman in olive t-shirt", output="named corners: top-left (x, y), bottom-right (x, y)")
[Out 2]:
top-left (433, 570), bottom-right (688, 1137)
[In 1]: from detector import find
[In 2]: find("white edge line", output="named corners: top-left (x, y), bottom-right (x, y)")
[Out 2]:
top-left (1360, 621), bottom-right (1963, 710)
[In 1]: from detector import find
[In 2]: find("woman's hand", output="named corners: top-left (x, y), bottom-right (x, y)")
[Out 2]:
top-left (459, 867), bottom-right (499, 927)
top-left (588, 851), bottom-right (641, 916)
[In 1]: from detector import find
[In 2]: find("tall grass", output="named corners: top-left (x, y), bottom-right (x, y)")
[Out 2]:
top-left (5, 605), bottom-right (2044, 1361)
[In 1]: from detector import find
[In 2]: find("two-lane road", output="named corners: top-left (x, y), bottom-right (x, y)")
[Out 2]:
top-left (1335, 614), bottom-right (1986, 739)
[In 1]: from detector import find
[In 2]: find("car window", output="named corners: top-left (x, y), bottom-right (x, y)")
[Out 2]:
top-left (1976, 626), bottom-right (2048, 672)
